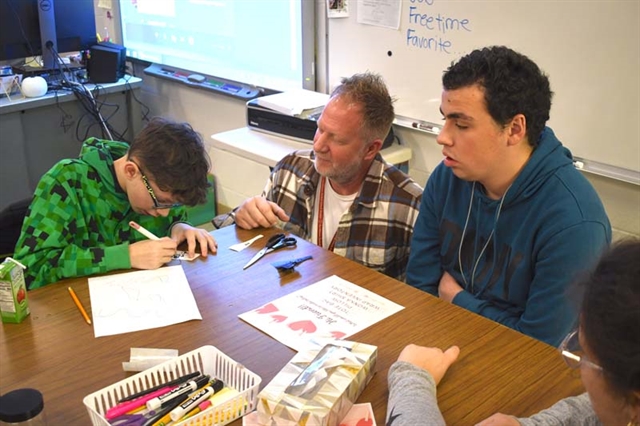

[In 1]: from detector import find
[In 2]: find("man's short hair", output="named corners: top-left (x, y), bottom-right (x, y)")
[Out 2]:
top-left (331, 72), bottom-right (395, 143)
top-left (127, 117), bottom-right (211, 206)
top-left (442, 46), bottom-right (553, 147)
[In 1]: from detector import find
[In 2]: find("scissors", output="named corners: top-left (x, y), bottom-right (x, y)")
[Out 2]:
top-left (243, 233), bottom-right (297, 269)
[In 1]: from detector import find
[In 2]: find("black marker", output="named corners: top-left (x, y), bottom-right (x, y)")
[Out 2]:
top-left (118, 371), bottom-right (201, 402)
top-left (146, 375), bottom-right (210, 410)
top-left (412, 122), bottom-right (441, 134)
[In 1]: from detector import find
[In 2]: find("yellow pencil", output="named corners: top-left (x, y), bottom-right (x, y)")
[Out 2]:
top-left (68, 287), bottom-right (91, 325)
top-left (179, 399), bottom-right (211, 421)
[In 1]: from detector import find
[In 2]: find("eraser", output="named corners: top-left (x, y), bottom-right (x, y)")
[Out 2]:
top-left (187, 74), bottom-right (206, 83)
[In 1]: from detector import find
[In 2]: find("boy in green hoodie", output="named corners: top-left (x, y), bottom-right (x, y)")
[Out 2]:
top-left (14, 117), bottom-right (217, 289)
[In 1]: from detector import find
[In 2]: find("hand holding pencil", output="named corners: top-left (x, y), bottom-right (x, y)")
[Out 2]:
top-left (129, 221), bottom-right (178, 269)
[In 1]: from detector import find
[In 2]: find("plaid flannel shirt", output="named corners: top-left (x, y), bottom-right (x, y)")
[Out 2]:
top-left (259, 150), bottom-right (422, 280)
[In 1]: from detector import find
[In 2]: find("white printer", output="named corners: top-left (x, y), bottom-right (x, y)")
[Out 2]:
top-left (246, 90), bottom-right (329, 143)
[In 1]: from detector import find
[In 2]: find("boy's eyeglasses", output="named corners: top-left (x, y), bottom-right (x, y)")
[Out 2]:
top-left (559, 329), bottom-right (603, 371)
top-left (129, 159), bottom-right (182, 210)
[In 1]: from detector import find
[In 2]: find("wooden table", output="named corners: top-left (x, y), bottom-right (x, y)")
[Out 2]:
top-left (0, 226), bottom-right (584, 425)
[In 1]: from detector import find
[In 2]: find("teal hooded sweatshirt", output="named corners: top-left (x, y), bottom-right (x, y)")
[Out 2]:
top-left (406, 127), bottom-right (611, 346)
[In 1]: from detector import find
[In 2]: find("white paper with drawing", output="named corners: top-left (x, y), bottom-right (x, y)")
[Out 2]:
top-left (239, 275), bottom-right (404, 351)
top-left (88, 265), bottom-right (202, 338)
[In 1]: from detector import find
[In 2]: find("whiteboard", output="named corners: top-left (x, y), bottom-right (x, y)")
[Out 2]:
top-left (328, 0), bottom-right (639, 173)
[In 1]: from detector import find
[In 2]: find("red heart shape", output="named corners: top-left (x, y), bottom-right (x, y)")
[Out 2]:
top-left (330, 331), bottom-right (346, 339)
top-left (255, 303), bottom-right (278, 314)
top-left (356, 418), bottom-right (373, 426)
top-left (271, 315), bottom-right (287, 323)
top-left (288, 320), bottom-right (317, 334)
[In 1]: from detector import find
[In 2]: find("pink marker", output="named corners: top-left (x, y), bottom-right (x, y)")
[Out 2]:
top-left (105, 386), bottom-right (174, 420)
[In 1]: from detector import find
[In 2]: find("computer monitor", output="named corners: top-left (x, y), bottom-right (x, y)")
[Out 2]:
top-left (0, 0), bottom-right (97, 70)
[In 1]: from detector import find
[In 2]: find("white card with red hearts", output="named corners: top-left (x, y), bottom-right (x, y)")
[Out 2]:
top-left (338, 403), bottom-right (377, 426)
top-left (238, 275), bottom-right (404, 351)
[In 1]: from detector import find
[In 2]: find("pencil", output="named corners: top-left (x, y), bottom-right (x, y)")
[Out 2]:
top-left (130, 221), bottom-right (160, 241)
top-left (68, 286), bottom-right (92, 325)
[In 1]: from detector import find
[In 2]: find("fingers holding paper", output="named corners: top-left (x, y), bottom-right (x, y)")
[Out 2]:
top-left (235, 196), bottom-right (290, 229)
top-left (129, 238), bottom-right (177, 269)
top-left (170, 223), bottom-right (218, 258)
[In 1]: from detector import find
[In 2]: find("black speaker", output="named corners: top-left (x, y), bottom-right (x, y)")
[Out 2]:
top-left (88, 42), bottom-right (126, 83)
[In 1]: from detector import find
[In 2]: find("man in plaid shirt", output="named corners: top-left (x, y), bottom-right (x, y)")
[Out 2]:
top-left (222, 73), bottom-right (422, 280)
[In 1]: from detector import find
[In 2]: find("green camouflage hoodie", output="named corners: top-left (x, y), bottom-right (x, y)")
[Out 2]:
top-left (14, 138), bottom-right (187, 289)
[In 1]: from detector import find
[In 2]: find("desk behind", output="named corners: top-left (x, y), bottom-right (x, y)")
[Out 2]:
top-left (209, 127), bottom-right (416, 213)
top-left (0, 226), bottom-right (584, 425)
top-left (0, 77), bottom-right (143, 211)
top-left (210, 127), bottom-right (413, 169)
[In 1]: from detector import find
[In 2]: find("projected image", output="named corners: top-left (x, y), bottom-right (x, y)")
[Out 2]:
top-left (119, 0), bottom-right (306, 91)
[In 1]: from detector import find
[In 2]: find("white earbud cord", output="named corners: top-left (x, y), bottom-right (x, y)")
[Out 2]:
top-left (458, 182), bottom-right (512, 293)
top-left (458, 182), bottom-right (476, 287)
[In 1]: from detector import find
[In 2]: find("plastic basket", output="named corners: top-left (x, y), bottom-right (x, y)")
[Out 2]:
top-left (83, 345), bottom-right (262, 426)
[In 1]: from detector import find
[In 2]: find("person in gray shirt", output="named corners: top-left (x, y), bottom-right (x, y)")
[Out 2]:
top-left (386, 239), bottom-right (640, 426)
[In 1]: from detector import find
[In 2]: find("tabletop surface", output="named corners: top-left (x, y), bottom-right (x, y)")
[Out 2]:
top-left (0, 226), bottom-right (584, 425)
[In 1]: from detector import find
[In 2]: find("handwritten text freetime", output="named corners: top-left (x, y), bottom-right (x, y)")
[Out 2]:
top-left (406, 0), bottom-right (471, 53)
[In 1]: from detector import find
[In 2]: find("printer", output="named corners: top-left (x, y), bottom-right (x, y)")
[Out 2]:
top-left (246, 90), bottom-right (329, 143)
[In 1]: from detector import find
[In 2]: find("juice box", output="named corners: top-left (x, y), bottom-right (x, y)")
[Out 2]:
top-left (0, 257), bottom-right (30, 323)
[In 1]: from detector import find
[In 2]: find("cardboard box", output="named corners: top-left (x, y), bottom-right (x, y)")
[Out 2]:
top-left (257, 341), bottom-right (377, 426)
top-left (0, 258), bottom-right (30, 323)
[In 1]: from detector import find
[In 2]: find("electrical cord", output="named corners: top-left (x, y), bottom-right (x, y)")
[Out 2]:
top-left (123, 72), bottom-right (151, 123)
top-left (47, 44), bottom-right (128, 142)
top-left (51, 89), bottom-right (75, 133)
top-left (5, 11), bottom-right (128, 141)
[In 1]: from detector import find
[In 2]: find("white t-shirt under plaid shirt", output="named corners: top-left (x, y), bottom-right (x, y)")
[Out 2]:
top-left (262, 150), bottom-right (423, 281)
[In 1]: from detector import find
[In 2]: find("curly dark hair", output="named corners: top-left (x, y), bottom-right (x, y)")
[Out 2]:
top-left (330, 72), bottom-right (395, 142)
top-left (442, 46), bottom-right (553, 147)
top-left (580, 238), bottom-right (640, 399)
top-left (127, 117), bottom-right (211, 206)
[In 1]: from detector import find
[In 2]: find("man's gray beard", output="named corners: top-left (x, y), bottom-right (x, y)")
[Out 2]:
top-left (313, 159), bottom-right (360, 185)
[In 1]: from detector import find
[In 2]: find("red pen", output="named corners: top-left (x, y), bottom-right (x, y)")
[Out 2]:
top-left (105, 386), bottom-right (175, 420)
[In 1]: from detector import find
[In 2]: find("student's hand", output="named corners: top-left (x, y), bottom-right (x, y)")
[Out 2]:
top-left (129, 238), bottom-right (177, 269)
top-left (397, 344), bottom-right (460, 386)
top-left (438, 271), bottom-right (464, 302)
top-left (234, 196), bottom-right (290, 229)
top-left (170, 223), bottom-right (218, 258)
top-left (475, 413), bottom-right (521, 426)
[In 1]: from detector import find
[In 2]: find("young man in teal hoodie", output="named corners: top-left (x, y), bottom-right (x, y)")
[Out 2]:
top-left (406, 46), bottom-right (611, 346)
top-left (14, 117), bottom-right (217, 289)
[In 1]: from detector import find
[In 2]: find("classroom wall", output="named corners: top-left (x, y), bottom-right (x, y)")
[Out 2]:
top-left (131, 60), bottom-right (639, 241)
top-left (396, 127), bottom-right (640, 242)
top-left (114, 0), bottom-right (638, 242)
